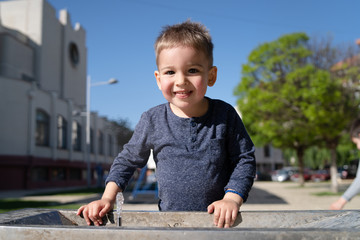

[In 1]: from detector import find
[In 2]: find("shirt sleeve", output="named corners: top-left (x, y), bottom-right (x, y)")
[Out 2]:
top-left (342, 161), bottom-right (360, 202)
top-left (105, 112), bottom-right (152, 191)
top-left (224, 108), bottom-right (256, 202)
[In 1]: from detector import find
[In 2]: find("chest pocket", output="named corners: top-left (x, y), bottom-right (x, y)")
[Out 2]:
top-left (209, 138), bottom-right (226, 167)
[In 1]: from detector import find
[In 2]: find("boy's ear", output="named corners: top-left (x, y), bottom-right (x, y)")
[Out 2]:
top-left (208, 66), bottom-right (217, 87)
top-left (154, 70), bottom-right (162, 90)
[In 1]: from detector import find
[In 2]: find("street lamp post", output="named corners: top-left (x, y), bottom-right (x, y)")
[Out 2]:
top-left (86, 76), bottom-right (118, 187)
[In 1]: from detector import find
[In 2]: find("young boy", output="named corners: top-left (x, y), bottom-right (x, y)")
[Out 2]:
top-left (77, 20), bottom-right (256, 228)
top-left (330, 118), bottom-right (360, 210)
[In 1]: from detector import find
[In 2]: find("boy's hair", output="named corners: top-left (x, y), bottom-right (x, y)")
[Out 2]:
top-left (154, 20), bottom-right (214, 68)
top-left (350, 118), bottom-right (360, 138)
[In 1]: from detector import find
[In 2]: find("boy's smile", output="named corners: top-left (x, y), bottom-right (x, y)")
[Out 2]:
top-left (174, 90), bottom-right (192, 99)
top-left (154, 46), bottom-right (217, 118)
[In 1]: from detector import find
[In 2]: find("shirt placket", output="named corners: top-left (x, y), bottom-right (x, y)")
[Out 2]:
top-left (190, 119), bottom-right (197, 151)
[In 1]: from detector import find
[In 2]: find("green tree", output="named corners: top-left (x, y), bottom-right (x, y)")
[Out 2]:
top-left (235, 33), bottom-right (317, 186)
top-left (306, 36), bottom-right (360, 192)
top-left (235, 33), bottom-right (360, 189)
top-left (304, 146), bottom-right (330, 170)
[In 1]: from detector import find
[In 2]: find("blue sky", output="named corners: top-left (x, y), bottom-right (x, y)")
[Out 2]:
top-left (47, 0), bottom-right (360, 129)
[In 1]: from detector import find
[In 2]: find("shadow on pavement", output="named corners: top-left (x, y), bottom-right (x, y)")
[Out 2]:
top-left (246, 186), bottom-right (287, 204)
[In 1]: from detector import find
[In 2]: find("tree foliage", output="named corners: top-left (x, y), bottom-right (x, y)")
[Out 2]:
top-left (235, 33), bottom-right (360, 188)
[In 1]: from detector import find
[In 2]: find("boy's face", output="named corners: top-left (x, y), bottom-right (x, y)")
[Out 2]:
top-left (352, 136), bottom-right (360, 150)
top-left (154, 46), bottom-right (217, 118)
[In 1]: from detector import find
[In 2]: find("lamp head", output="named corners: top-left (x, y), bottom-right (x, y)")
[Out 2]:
top-left (108, 78), bottom-right (118, 84)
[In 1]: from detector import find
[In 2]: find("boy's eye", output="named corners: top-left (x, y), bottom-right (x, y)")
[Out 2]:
top-left (188, 68), bottom-right (199, 74)
top-left (165, 70), bottom-right (175, 75)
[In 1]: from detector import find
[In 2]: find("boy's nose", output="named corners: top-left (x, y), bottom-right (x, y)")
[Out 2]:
top-left (175, 74), bottom-right (187, 86)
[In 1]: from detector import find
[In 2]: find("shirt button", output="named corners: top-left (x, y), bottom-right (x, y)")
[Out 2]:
top-left (191, 136), bottom-right (196, 142)
top-left (191, 121), bottom-right (196, 127)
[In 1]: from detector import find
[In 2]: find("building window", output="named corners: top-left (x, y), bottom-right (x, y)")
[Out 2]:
top-left (98, 130), bottom-right (104, 155)
top-left (108, 134), bottom-right (113, 156)
top-left (69, 168), bottom-right (82, 180)
top-left (69, 42), bottom-right (80, 67)
top-left (72, 120), bottom-right (82, 151)
top-left (31, 167), bottom-right (48, 182)
top-left (36, 109), bottom-right (50, 146)
top-left (51, 168), bottom-right (66, 181)
top-left (57, 115), bottom-right (67, 149)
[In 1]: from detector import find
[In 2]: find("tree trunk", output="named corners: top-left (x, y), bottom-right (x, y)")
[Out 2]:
top-left (296, 148), bottom-right (305, 187)
top-left (330, 147), bottom-right (338, 193)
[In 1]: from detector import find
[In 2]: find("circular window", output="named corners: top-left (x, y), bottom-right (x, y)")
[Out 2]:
top-left (69, 42), bottom-right (80, 66)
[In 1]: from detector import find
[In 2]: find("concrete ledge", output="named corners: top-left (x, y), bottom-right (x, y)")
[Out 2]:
top-left (2, 225), bottom-right (360, 240)
top-left (1, 209), bottom-right (360, 239)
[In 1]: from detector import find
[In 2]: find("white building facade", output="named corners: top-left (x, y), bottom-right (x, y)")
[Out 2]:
top-left (254, 145), bottom-right (284, 179)
top-left (0, 0), bottom-right (119, 190)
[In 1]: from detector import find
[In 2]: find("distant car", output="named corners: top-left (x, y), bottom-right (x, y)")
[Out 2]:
top-left (255, 171), bottom-right (272, 181)
top-left (290, 169), bottom-right (312, 182)
top-left (311, 169), bottom-right (330, 182)
top-left (271, 169), bottom-right (289, 182)
top-left (271, 167), bottom-right (297, 182)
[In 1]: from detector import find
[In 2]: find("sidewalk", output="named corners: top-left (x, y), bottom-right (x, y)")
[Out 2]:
top-left (243, 180), bottom-right (360, 211)
top-left (1, 180), bottom-right (359, 211)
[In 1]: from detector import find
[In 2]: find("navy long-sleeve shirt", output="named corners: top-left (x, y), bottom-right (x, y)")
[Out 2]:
top-left (106, 97), bottom-right (256, 211)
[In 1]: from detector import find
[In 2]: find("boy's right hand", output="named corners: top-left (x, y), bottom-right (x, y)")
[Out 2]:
top-left (77, 199), bottom-right (113, 226)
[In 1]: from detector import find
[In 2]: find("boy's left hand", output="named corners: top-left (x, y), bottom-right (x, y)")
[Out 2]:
top-left (207, 191), bottom-right (243, 228)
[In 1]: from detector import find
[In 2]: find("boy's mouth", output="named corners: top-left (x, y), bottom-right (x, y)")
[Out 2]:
top-left (174, 90), bottom-right (192, 98)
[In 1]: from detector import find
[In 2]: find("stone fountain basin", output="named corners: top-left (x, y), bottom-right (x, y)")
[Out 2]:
top-left (0, 209), bottom-right (360, 239)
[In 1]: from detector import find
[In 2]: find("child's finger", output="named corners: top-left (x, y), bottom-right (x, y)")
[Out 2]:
top-left (213, 207), bottom-right (221, 226)
top-left (90, 206), bottom-right (102, 226)
top-left (207, 203), bottom-right (215, 214)
top-left (82, 208), bottom-right (92, 226)
top-left (216, 209), bottom-right (225, 228)
top-left (99, 204), bottom-right (110, 218)
top-left (77, 205), bottom-right (85, 216)
top-left (223, 210), bottom-right (233, 228)
top-left (230, 209), bottom-right (238, 226)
